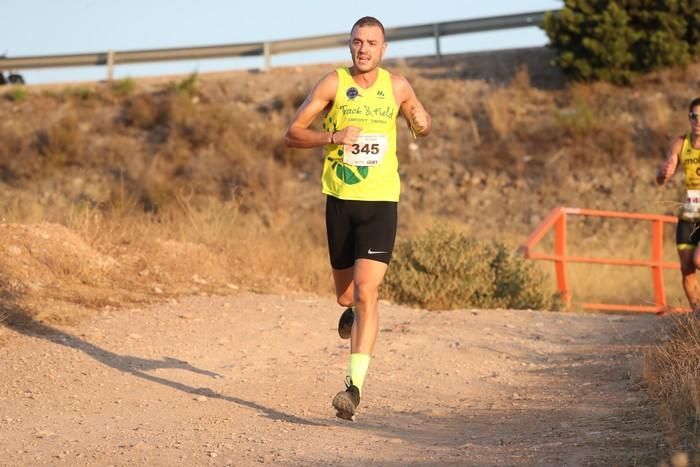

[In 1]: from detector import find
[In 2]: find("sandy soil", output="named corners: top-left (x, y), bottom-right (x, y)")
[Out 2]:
top-left (0, 293), bottom-right (666, 466)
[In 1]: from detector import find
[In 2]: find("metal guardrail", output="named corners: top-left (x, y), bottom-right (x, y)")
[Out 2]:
top-left (0, 10), bottom-right (550, 80)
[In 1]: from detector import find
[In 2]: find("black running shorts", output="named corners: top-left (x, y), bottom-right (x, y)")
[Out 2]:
top-left (676, 219), bottom-right (700, 249)
top-left (325, 195), bottom-right (398, 269)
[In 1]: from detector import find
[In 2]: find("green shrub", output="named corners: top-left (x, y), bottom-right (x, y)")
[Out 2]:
top-left (383, 227), bottom-right (553, 310)
top-left (175, 72), bottom-right (198, 98)
top-left (113, 77), bottom-right (136, 95)
top-left (65, 86), bottom-right (93, 100)
top-left (543, 0), bottom-right (700, 84)
top-left (487, 242), bottom-right (554, 310)
top-left (6, 86), bottom-right (27, 102)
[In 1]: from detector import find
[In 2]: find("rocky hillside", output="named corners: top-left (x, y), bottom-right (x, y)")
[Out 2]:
top-left (0, 49), bottom-right (696, 323)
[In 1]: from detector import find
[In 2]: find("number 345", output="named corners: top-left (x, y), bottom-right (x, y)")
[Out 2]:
top-left (350, 143), bottom-right (380, 155)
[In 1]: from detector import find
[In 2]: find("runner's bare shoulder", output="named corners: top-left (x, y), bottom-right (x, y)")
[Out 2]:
top-left (311, 71), bottom-right (340, 101)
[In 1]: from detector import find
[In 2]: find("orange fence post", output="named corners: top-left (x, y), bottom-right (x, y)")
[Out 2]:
top-left (554, 211), bottom-right (571, 308)
top-left (651, 219), bottom-right (667, 308)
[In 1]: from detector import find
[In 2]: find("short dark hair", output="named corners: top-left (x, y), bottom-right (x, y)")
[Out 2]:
top-left (690, 97), bottom-right (700, 112)
top-left (351, 16), bottom-right (385, 38)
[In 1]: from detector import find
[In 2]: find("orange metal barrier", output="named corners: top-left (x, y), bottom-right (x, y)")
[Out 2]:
top-left (520, 207), bottom-right (686, 313)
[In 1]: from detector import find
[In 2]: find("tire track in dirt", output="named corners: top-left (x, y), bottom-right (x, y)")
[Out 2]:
top-left (0, 293), bottom-right (665, 466)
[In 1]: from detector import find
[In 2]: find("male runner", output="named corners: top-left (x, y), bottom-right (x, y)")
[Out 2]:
top-left (656, 97), bottom-right (700, 310)
top-left (284, 16), bottom-right (431, 420)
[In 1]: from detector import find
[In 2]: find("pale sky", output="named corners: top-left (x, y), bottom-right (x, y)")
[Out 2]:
top-left (0, 0), bottom-right (562, 84)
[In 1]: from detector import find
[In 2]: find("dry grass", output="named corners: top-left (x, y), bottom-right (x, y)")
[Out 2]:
top-left (0, 57), bottom-right (697, 322)
top-left (644, 315), bottom-right (700, 462)
top-left (0, 194), bottom-right (331, 326)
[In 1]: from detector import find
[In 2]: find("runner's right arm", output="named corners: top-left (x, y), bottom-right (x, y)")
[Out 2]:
top-left (656, 136), bottom-right (683, 185)
top-left (285, 72), bottom-right (361, 148)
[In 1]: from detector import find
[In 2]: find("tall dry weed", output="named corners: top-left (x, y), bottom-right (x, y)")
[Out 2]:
top-left (123, 93), bottom-right (165, 130)
top-left (59, 191), bottom-right (331, 296)
top-left (510, 65), bottom-right (531, 93)
top-left (484, 88), bottom-right (516, 139)
top-left (36, 115), bottom-right (82, 167)
top-left (169, 192), bottom-right (242, 247)
top-left (645, 315), bottom-right (700, 458)
top-left (0, 122), bottom-right (30, 180)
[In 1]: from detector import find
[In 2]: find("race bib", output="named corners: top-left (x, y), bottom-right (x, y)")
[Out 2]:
top-left (683, 190), bottom-right (700, 218)
top-left (343, 134), bottom-right (388, 166)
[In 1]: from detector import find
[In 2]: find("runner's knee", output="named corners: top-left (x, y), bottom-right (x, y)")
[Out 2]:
top-left (353, 282), bottom-right (379, 308)
top-left (337, 294), bottom-right (353, 308)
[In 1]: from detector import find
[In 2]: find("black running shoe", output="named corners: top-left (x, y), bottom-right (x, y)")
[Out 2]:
top-left (332, 377), bottom-right (361, 420)
top-left (338, 307), bottom-right (354, 339)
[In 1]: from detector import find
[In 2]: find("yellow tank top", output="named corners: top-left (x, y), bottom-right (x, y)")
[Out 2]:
top-left (679, 134), bottom-right (700, 220)
top-left (321, 67), bottom-right (400, 201)
top-left (681, 134), bottom-right (700, 190)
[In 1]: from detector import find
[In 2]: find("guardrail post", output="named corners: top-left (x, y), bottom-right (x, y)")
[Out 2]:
top-left (107, 50), bottom-right (115, 82)
top-left (651, 218), bottom-right (667, 309)
top-left (554, 211), bottom-right (570, 308)
top-left (432, 24), bottom-right (442, 59)
top-left (263, 42), bottom-right (271, 72)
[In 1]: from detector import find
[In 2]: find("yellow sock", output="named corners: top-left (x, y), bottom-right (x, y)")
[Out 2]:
top-left (348, 353), bottom-right (371, 394)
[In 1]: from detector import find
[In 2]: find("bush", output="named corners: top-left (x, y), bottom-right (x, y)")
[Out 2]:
top-left (175, 72), bottom-right (198, 98)
top-left (64, 86), bottom-right (93, 100)
top-left (383, 227), bottom-right (553, 310)
top-left (6, 86), bottom-right (27, 102)
top-left (543, 0), bottom-right (700, 84)
top-left (553, 96), bottom-right (595, 136)
top-left (113, 77), bottom-right (136, 95)
top-left (488, 242), bottom-right (554, 310)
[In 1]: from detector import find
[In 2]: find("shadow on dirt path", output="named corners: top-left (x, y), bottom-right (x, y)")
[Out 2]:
top-left (1, 303), bottom-right (324, 428)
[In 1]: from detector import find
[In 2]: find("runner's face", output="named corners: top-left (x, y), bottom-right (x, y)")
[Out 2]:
top-left (349, 25), bottom-right (386, 72)
top-left (690, 106), bottom-right (700, 134)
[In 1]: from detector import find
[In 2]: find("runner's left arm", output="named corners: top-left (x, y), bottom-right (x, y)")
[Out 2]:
top-left (656, 136), bottom-right (683, 185)
top-left (393, 75), bottom-right (431, 137)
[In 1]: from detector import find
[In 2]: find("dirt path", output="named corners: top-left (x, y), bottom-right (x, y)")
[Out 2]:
top-left (0, 293), bottom-right (665, 466)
